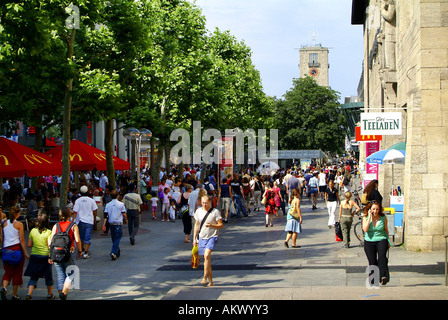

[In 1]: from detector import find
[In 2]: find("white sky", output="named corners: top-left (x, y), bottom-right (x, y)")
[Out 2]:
top-left (194, 0), bottom-right (364, 102)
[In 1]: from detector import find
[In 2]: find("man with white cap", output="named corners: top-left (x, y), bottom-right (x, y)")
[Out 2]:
top-left (73, 185), bottom-right (98, 259)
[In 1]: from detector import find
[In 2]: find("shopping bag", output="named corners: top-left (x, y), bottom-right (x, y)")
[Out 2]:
top-left (335, 222), bottom-right (343, 242)
top-left (191, 245), bottom-right (200, 269)
top-left (229, 201), bottom-right (236, 215)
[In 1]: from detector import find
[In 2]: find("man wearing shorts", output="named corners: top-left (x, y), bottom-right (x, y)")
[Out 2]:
top-left (73, 185), bottom-right (98, 259)
top-left (193, 195), bottom-right (223, 287)
top-left (217, 178), bottom-right (232, 223)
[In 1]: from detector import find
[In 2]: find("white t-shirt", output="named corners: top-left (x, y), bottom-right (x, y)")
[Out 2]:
top-left (73, 196), bottom-right (98, 225)
top-left (99, 174), bottom-right (109, 190)
top-left (188, 189), bottom-right (200, 216)
top-left (318, 173), bottom-right (327, 186)
top-left (194, 207), bottom-right (222, 240)
top-left (151, 197), bottom-right (158, 207)
top-left (104, 199), bottom-right (126, 224)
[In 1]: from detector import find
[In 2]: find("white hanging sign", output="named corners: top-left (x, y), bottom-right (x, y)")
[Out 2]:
top-left (360, 112), bottom-right (402, 136)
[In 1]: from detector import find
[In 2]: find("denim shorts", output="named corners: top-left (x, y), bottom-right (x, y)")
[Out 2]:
top-left (198, 237), bottom-right (218, 255)
top-left (78, 221), bottom-right (93, 245)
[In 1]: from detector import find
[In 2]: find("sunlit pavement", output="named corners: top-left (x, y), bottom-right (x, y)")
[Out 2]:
top-left (11, 195), bottom-right (448, 300)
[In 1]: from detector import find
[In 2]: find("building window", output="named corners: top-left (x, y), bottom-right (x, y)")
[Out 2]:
top-left (309, 53), bottom-right (319, 67)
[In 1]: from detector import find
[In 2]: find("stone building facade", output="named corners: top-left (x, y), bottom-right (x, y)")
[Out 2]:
top-left (352, 0), bottom-right (448, 251)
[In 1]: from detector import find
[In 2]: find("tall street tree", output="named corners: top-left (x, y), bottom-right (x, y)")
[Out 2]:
top-left (275, 77), bottom-right (347, 154)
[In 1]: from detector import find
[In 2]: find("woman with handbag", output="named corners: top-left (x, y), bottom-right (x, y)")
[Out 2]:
top-left (1, 206), bottom-right (30, 300)
top-left (284, 189), bottom-right (303, 248)
top-left (180, 184), bottom-right (193, 243)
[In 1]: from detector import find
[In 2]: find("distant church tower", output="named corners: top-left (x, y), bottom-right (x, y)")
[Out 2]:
top-left (299, 33), bottom-right (330, 87)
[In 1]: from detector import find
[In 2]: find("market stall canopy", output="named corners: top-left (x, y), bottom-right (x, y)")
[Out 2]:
top-left (257, 161), bottom-right (280, 176)
top-left (0, 137), bottom-right (62, 178)
top-left (44, 139), bottom-right (130, 171)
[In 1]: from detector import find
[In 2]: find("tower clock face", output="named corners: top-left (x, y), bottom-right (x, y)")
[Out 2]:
top-left (309, 68), bottom-right (319, 77)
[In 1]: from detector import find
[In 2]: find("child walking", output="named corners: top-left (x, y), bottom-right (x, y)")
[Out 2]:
top-left (169, 199), bottom-right (177, 222)
top-left (150, 193), bottom-right (158, 220)
top-left (162, 187), bottom-right (172, 221)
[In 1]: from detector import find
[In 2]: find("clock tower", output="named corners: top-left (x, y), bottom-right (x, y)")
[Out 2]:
top-left (299, 44), bottom-right (330, 87)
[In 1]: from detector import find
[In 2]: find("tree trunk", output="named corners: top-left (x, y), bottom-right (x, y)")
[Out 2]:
top-left (105, 119), bottom-right (116, 189)
top-left (31, 125), bottom-right (44, 191)
top-left (150, 137), bottom-right (156, 184)
top-left (164, 144), bottom-right (171, 173)
top-left (153, 141), bottom-right (164, 185)
top-left (200, 161), bottom-right (207, 183)
top-left (59, 30), bottom-right (76, 208)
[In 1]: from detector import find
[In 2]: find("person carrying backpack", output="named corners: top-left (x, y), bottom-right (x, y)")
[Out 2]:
top-left (203, 177), bottom-right (216, 207)
top-left (48, 207), bottom-right (82, 300)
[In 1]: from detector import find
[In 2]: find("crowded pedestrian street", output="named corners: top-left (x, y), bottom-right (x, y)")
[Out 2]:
top-left (1, 0), bottom-right (448, 309)
top-left (10, 188), bottom-right (446, 301)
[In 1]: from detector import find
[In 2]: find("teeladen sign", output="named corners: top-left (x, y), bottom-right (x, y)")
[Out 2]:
top-left (361, 112), bottom-right (402, 136)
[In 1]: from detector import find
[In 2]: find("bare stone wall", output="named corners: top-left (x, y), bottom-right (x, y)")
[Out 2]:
top-left (361, 0), bottom-right (448, 251)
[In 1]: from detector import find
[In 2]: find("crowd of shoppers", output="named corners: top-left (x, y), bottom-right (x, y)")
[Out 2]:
top-left (1, 157), bottom-right (392, 299)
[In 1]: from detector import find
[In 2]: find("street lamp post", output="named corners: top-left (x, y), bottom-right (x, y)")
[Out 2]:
top-left (123, 128), bottom-right (152, 196)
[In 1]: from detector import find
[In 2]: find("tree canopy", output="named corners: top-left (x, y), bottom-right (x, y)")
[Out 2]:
top-left (274, 77), bottom-right (347, 154)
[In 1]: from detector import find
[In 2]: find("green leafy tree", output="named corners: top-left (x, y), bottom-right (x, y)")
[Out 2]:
top-left (201, 29), bottom-right (274, 131)
top-left (125, 0), bottom-right (210, 182)
top-left (0, 1), bottom-right (69, 151)
top-left (73, 0), bottom-right (152, 187)
top-left (275, 77), bottom-right (346, 154)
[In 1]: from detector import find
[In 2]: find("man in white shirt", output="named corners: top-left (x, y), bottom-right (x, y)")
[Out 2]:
top-left (188, 184), bottom-right (202, 217)
top-left (73, 185), bottom-right (98, 259)
top-left (103, 190), bottom-right (127, 260)
top-left (193, 195), bottom-right (223, 287)
top-left (99, 172), bottom-right (109, 191)
top-left (159, 167), bottom-right (166, 181)
top-left (318, 169), bottom-right (327, 200)
top-left (123, 183), bottom-right (143, 245)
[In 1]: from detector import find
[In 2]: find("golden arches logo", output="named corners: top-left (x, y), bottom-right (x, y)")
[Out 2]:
top-left (24, 154), bottom-right (52, 165)
top-left (0, 155), bottom-right (10, 166)
top-left (69, 154), bottom-right (83, 162)
top-left (93, 153), bottom-right (107, 161)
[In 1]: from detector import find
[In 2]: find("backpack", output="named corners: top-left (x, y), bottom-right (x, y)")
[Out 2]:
top-left (204, 182), bottom-right (213, 195)
top-left (243, 184), bottom-right (250, 196)
top-left (361, 193), bottom-right (369, 205)
top-left (49, 222), bottom-right (74, 263)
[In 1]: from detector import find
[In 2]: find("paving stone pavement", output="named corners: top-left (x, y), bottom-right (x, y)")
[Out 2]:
top-left (4, 195), bottom-right (448, 301)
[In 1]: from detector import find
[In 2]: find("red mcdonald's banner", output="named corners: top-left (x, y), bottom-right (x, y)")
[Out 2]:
top-left (355, 126), bottom-right (382, 142)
